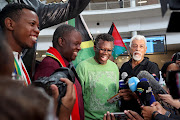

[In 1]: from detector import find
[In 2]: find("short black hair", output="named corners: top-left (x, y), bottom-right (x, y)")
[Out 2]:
top-left (94, 33), bottom-right (114, 47)
top-left (0, 3), bottom-right (36, 30)
top-left (161, 61), bottom-right (175, 79)
top-left (52, 24), bottom-right (79, 48)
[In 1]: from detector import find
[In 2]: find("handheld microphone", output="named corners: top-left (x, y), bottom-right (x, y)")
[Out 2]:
top-left (128, 77), bottom-right (140, 92)
top-left (136, 81), bottom-right (156, 106)
top-left (119, 72), bottom-right (129, 89)
top-left (121, 72), bottom-right (128, 80)
top-left (137, 71), bottom-right (168, 94)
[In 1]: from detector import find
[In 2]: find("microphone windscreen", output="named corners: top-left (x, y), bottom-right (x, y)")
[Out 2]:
top-left (121, 72), bottom-right (128, 80)
top-left (119, 80), bottom-right (128, 89)
top-left (128, 77), bottom-right (140, 92)
top-left (137, 71), bottom-right (168, 94)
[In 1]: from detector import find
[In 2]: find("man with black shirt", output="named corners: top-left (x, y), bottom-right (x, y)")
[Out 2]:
top-left (119, 35), bottom-right (160, 114)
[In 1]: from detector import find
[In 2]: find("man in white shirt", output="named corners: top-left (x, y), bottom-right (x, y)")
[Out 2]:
top-left (0, 3), bottom-right (39, 85)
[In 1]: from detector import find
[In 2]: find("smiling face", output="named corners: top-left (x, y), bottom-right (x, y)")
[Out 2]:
top-left (94, 39), bottom-right (113, 65)
top-left (11, 9), bottom-right (39, 52)
top-left (60, 30), bottom-right (82, 62)
top-left (130, 39), bottom-right (147, 62)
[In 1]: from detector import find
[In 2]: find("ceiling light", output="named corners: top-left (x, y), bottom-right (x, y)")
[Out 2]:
top-left (42, 55), bottom-right (46, 57)
top-left (62, 0), bottom-right (67, 2)
top-left (138, 0), bottom-right (147, 4)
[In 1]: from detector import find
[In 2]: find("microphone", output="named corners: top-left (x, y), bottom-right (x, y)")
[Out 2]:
top-left (128, 77), bottom-right (140, 92)
top-left (137, 71), bottom-right (168, 94)
top-left (119, 72), bottom-right (129, 89)
top-left (107, 72), bottom-right (129, 103)
top-left (121, 72), bottom-right (128, 80)
top-left (136, 81), bottom-right (156, 106)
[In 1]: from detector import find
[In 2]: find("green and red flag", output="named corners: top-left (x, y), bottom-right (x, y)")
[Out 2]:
top-left (68, 15), bottom-right (94, 67)
top-left (108, 22), bottom-right (127, 59)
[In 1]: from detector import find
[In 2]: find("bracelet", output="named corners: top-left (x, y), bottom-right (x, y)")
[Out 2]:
top-left (152, 111), bottom-right (159, 119)
top-left (164, 111), bottom-right (171, 117)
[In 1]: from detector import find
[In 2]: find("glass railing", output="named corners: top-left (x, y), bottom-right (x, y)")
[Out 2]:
top-left (40, 0), bottom-right (160, 10)
top-left (85, 0), bottom-right (160, 11)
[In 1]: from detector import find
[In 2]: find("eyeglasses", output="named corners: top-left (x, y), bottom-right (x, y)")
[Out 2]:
top-left (96, 47), bottom-right (113, 53)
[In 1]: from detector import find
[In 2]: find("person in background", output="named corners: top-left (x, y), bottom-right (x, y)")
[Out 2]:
top-left (161, 61), bottom-right (180, 85)
top-left (161, 61), bottom-right (180, 93)
top-left (34, 24), bottom-right (84, 120)
top-left (76, 33), bottom-right (119, 120)
top-left (119, 35), bottom-right (160, 115)
top-left (159, 61), bottom-right (180, 114)
top-left (0, 0), bottom-right (90, 79)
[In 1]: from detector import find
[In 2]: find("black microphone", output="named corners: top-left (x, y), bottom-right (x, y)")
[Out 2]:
top-left (135, 81), bottom-right (156, 106)
top-left (137, 70), bottom-right (168, 94)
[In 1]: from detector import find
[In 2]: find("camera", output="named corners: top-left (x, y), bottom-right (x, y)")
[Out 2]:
top-left (33, 67), bottom-right (75, 102)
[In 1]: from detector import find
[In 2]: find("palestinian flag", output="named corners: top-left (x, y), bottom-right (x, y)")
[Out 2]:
top-left (108, 22), bottom-right (127, 59)
top-left (68, 15), bottom-right (94, 67)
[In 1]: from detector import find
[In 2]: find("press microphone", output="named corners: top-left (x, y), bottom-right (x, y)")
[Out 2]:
top-left (128, 77), bottom-right (140, 92)
top-left (121, 72), bottom-right (128, 80)
top-left (136, 81), bottom-right (156, 106)
top-left (108, 72), bottom-right (129, 103)
top-left (137, 71), bottom-right (168, 94)
top-left (119, 72), bottom-right (129, 89)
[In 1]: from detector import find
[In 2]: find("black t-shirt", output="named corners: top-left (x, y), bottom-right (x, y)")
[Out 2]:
top-left (119, 57), bottom-right (160, 79)
top-left (119, 57), bottom-right (160, 114)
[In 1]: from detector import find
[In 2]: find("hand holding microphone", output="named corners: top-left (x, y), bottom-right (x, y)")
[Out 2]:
top-left (119, 77), bottom-right (140, 101)
top-left (107, 72), bottom-right (131, 103)
top-left (135, 80), bottom-right (156, 106)
top-left (127, 76), bottom-right (156, 106)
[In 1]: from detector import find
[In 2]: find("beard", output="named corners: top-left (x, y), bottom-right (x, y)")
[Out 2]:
top-left (133, 51), bottom-right (142, 61)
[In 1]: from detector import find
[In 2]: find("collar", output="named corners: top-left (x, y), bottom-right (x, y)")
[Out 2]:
top-left (129, 57), bottom-right (149, 66)
top-left (13, 51), bottom-right (22, 60)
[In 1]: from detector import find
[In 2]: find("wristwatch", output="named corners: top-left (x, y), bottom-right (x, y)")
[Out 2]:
top-left (152, 111), bottom-right (159, 119)
top-left (164, 111), bottom-right (171, 117)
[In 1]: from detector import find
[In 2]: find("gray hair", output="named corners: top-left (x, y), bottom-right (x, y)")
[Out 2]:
top-left (129, 35), bottom-right (147, 48)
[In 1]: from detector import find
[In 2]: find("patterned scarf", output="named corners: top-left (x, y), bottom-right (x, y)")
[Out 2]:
top-left (46, 47), bottom-right (81, 120)
top-left (14, 57), bottom-right (31, 86)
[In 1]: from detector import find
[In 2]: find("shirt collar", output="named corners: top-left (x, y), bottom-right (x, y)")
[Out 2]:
top-left (13, 51), bottom-right (22, 60)
top-left (129, 57), bottom-right (149, 65)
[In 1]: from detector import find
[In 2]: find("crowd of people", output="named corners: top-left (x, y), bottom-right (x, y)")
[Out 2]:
top-left (0, 1), bottom-right (180, 120)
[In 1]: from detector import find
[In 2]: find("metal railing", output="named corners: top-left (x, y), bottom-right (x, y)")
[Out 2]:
top-left (85, 0), bottom-right (160, 11)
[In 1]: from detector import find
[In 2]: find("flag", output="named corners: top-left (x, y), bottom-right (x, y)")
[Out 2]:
top-left (68, 15), bottom-right (94, 67)
top-left (108, 22), bottom-right (127, 59)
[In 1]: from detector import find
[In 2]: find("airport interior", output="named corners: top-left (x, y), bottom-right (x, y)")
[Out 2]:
top-left (1, 0), bottom-right (180, 69)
